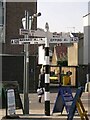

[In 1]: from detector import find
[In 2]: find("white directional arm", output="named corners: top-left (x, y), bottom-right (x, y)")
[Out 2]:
top-left (28, 29), bottom-right (78, 43)
top-left (12, 28), bottom-right (78, 45)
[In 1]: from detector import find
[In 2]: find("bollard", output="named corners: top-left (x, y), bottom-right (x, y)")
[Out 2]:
top-left (85, 74), bottom-right (90, 92)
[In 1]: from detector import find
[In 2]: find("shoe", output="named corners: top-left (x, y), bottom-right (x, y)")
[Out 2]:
top-left (39, 97), bottom-right (41, 103)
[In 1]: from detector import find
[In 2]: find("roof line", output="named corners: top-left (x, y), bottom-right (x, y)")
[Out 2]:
top-left (83, 13), bottom-right (90, 18)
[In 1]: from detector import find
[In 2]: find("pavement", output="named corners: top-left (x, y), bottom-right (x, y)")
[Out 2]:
top-left (0, 87), bottom-right (90, 120)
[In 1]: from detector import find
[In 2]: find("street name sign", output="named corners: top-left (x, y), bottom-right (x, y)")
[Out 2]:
top-left (19, 28), bottom-right (46, 37)
top-left (11, 38), bottom-right (45, 45)
top-left (49, 37), bottom-right (78, 43)
top-left (11, 28), bottom-right (79, 45)
top-left (19, 28), bottom-right (78, 42)
top-left (11, 36), bottom-right (78, 45)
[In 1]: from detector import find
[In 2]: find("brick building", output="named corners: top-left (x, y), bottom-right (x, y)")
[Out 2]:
top-left (0, 1), bottom-right (39, 92)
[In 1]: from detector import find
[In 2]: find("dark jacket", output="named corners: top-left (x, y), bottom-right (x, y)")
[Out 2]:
top-left (38, 73), bottom-right (45, 88)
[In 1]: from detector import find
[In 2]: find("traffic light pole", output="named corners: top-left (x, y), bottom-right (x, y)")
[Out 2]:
top-left (23, 10), bottom-right (29, 114)
top-left (44, 23), bottom-right (50, 116)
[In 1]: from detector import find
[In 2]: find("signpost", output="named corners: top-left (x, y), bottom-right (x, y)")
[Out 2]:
top-left (11, 12), bottom-right (79, 116)
top-left (23, 10), bottom-right (29, 115)
top-left (11, 32), bottom-right (78, 45)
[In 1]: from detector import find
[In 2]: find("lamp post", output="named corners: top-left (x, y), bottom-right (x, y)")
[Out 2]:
top-left (22, 10), bottom-right (41, 114)
top-left (22, 10), bottom-right (29, 114)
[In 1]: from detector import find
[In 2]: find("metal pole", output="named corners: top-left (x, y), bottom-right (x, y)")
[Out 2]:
top-left (6, 89), bottom-right (8, 117)
top-left (44, 22), bottom-right (50, 116)
top-left (86, 74), bottom-right (89, 83)
top-left (23, 10), bottom-right (29, 114)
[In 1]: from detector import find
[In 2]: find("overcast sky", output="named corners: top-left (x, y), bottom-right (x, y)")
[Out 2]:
top-left (37, 1), bottom-right (88, 33)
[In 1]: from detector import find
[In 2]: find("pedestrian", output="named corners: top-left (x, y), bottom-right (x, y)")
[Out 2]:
top-left (37, 67), bottom-right (45, 103)
top-left (57, 70), bottom-right (61, 85)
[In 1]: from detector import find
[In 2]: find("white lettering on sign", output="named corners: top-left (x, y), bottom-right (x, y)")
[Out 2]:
top-left (66, 101), bottom-right (72, 106)
top-left (19, 38), bottom-right (45, 44)
top-left (19, 28), bottom-right (29, 35)
top-left (49, 37), bottom-right (78, 43)
top-left (11, 39), bottom-right (19, 44)
top-left (19, 38), bottom-right (32, 41)
top-left (7, 89), bottom-right (16, 115)
top-left (49, 38), bottom-right (70, 43)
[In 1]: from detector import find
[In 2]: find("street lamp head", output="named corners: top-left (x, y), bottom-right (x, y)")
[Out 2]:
top-left (22, 11), bottom-right (41, 29)
top-left (33, 12), bottom-right (41, 18)
top-left (38, 12), bottom-right (41, 16)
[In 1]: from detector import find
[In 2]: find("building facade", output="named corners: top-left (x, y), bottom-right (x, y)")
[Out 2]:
top-left (83, 13), bottom-right (90, 65)
top-left (2, 2), bottom-right (37, 54)
top-left (0, 1), bottom-right (39, 92)
top-left (83, 12), bottom-right (90, 82)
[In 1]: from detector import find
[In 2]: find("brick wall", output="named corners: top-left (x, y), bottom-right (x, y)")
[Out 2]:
top-left (3, 2), bottom-right (37, 54)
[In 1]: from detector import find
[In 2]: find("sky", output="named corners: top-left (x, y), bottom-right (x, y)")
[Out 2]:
top-left (37, 0), bottom-right (89, 33)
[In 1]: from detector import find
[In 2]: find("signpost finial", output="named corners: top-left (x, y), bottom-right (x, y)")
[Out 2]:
top-left (45, 22), bottom-right (49, 31)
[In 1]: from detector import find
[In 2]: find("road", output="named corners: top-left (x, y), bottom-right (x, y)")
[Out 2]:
top-left (17, 87), bottom-right (90, 119)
